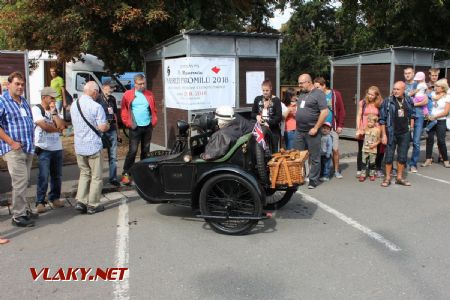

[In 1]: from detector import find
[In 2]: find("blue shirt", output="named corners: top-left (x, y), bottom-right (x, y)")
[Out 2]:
top-left (0, 91), bottom-right (34, 155)
top-left (325, 91), bottom-right (333, 124)
top-left (132, 91), bottom-right (151, 126)
top-left (70, 95), bottom-right (107, 156)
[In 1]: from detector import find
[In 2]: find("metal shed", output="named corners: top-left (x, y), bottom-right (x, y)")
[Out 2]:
top-left (144, 29), bottom-right (282, 148)
top-left (330, 46), bottom-right (441, 137)
top-left (434, 60), bottom-right (450, 78)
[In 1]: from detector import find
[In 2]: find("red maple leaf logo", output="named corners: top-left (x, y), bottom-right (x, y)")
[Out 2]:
top-left (211, 66), bottom-right (220, 74)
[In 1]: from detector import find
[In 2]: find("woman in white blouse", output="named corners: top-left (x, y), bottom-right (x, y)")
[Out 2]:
top-left (422, 79), bottom-right (450, 168)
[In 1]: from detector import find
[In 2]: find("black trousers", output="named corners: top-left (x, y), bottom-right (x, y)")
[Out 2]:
top-left (123, 125), bottom-right (153, 174)
top-left (426, 120), bottom-right (448, 161)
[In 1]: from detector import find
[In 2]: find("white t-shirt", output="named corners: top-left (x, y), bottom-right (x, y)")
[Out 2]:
top-left (32, 105), bottom-right (63, 151)
top-left (416, 82), bottom-right (428, 97)
top-left (431, 94), bottom-right (450, 121)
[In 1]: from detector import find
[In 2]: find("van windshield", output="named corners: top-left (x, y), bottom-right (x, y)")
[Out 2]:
top-left (94, 72), bottom-right (126, 93)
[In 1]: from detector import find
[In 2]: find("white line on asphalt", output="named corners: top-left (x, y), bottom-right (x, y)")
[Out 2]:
top-left (296, 191), bottom-right (402, 252)
top-left (412, 172), bottom-right (450, 185)
top-left (113, 198), bottom-right (130, 300)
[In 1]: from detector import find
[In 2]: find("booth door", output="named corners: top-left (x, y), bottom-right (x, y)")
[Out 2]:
top-left (332, 66), bottom-right (358, 136)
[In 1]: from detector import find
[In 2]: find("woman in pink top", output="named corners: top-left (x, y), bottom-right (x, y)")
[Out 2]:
top-left (356, 86), bottom-right (383, 177)
top-left (282, 88), bottom-right (298, 150)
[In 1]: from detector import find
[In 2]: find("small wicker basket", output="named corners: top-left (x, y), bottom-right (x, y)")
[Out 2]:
top-left (268, 149), bottom-right (309, 188)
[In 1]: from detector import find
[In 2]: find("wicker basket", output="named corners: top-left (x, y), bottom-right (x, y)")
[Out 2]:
top-left (268, 149), bottom-right (309, 188)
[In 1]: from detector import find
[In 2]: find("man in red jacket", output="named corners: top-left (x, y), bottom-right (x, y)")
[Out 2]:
top-left (120, 74), bottom-right (158, 185)
top-left (314, 77), bottom-right (346, 179)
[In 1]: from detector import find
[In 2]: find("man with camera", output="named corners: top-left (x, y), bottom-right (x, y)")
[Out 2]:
top-left (97, 81), bottom-right (121, 187)
top-left (33, 87), bottom-right (66, 213)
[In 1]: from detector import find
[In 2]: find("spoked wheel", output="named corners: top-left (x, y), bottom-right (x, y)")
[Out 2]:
top-left (199, 174), bottom-right (262, 235)
top-left (263, 188), bottom-right (296, 210)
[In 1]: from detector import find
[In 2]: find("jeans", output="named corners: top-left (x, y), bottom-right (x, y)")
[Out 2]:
top-left (123, 125), bottom-right (153, 174)
top-left (294, 130), bottom-right (322, 185)
top-left (426, 120), bottom-right (448, 161)
top-left (385, 132), bottom-right (410, 164)
top-left (105, 130), bottom-right (118, 182)
top-left (284, 130), bottom-right (296, 150)
top-left (321, 155), bottom-right (332, 178)
top-left (36, 150), bottom-right (63, 204)
top-left (55, 100), bottom-right (63, 115)
top-left (409, 114), bottom-right (424, 168)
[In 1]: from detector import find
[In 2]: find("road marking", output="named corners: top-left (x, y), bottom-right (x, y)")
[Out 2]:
top-left (412, 172), bottom-right (450, 185)
top-left (296, 191), bottom-right (402, 252)
top-left (113, 198), bottom-right (130, 300)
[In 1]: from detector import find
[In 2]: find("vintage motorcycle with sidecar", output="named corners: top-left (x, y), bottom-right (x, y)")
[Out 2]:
top-left (130, 112), bottom-right (306, 235)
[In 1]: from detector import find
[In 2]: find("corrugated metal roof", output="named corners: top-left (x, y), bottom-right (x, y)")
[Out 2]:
top-left (145, 29), bottom-right (281, 55)
top-left (331, 46), bottom-right (444, 61)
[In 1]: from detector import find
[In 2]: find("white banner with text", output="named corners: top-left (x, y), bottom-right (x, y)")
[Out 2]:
top-left (164, 57), bottom-right (236, 110)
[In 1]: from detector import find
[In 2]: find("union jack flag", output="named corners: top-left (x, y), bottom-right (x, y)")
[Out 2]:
top-left (252, 122), bottom-right (267, 150)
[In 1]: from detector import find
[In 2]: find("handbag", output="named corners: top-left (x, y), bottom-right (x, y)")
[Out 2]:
top-left (76, 100), bottom-right (111, 149)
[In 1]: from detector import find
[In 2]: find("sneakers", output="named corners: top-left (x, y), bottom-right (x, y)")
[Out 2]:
top-left (12, 216), bottom-right (35, 227)
top-left (87, 205), bottom-right (105, 215)
top-left (410, 166), bottom-right (418, 173)
top-left (319, 177), bottom-right (330, 182)
top-left (75, 202), bottom-right (87, 214)
top-left (376, 170), bottom-right (384, 178)
top-left (444, 161), bottom-right (450, 168)
top-left (391, 168), bottom-right (397, 177)
top-left (120, 173), bottom-right (132, 185)
top-left (369, 175), bottom-right (376, 181)
top-left (334, 171), bottom-right (343, 179)
top-left (36, 203), bottom-right (46, 214)
top-left (356, 171), bottom-right (362, 178)
top-left (421, 159), bottom-right (432, 167)
top-left (308, 182), bottom-right (317, 189)
top-left (51, 199), bottom-right (65, 208)
top-left (359, 175), bottom-right (366, 182)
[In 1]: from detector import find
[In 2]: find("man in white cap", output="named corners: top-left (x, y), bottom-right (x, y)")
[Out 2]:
top-left (33, 87), bottom-right (66, 213)
top-left (201, 106), bottom-right (243, 161)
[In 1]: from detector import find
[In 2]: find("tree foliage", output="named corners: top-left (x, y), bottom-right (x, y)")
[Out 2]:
top-left (280, 0), bottom-right (450, 84)
top-left (0, 0), bottom-right (281, 72)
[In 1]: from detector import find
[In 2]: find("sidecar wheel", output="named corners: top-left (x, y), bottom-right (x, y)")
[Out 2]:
top-left (264, 189), bottom-right (296, 210)
top-left (199, 174), bottom-right (262, 235)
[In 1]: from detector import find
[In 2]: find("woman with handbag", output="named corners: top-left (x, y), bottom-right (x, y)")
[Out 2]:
top-left (356, 86), bottom-right (384, 178)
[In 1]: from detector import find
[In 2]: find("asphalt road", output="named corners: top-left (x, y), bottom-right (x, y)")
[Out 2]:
top-left (1, 156), bottom-right (450, 299)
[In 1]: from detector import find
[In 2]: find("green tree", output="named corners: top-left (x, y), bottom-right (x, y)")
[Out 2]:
top-left (0, 0), bottom-right (281, 72)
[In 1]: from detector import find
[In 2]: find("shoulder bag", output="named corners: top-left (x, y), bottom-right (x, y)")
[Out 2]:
top-left (76, 100), bottom-right (111, 149)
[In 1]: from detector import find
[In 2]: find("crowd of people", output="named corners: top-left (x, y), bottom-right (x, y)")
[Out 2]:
top-left (251, 68), bottom-right (450, 189)
top-left (0, 71), bottom-right (157, 241)
top-left (0, 66), bottom-right (449, 244)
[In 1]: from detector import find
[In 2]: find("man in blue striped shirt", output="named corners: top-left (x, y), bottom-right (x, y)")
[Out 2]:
top-left (0, 72), bottom-right (36, 227)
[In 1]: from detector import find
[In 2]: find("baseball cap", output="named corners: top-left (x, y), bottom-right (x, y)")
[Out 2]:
top-left (40, 87), bottom-right (58, 98)
top-left (413, 72), bottom-right (425, 81)
top-left (322, 122), bottom-right (331, 128)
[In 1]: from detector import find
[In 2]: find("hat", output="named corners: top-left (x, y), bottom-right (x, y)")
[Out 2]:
top-left (322, 122), bottom-right (331, 128)
top-left (40, 87), bottom-right (58, 98)
top-left (413, 71), bottom-right (425, 81)
top-left (215, 106), bottom-right (235, 121)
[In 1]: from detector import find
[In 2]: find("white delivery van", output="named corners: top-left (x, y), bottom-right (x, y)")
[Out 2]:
top-left (28, 51), bottom-right (126, 108)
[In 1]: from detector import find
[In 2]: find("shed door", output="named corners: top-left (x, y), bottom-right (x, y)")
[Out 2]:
top-left (333, 66), bottom-right (358, 132)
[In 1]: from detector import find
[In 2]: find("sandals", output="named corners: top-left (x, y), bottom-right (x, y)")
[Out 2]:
top-left (381, 179), bottom-right (391, 187)
top-left (395, 178), bottom-right (411, 186)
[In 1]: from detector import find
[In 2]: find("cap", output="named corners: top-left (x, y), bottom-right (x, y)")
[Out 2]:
top-left (41, 87), bottom-right (58, 98)
top-left (215, 106), bottom-right (235, 121)
top-left (413, 72), bottom-right (425, 81)
top-left (322, 122), bottom-right (331, 128)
